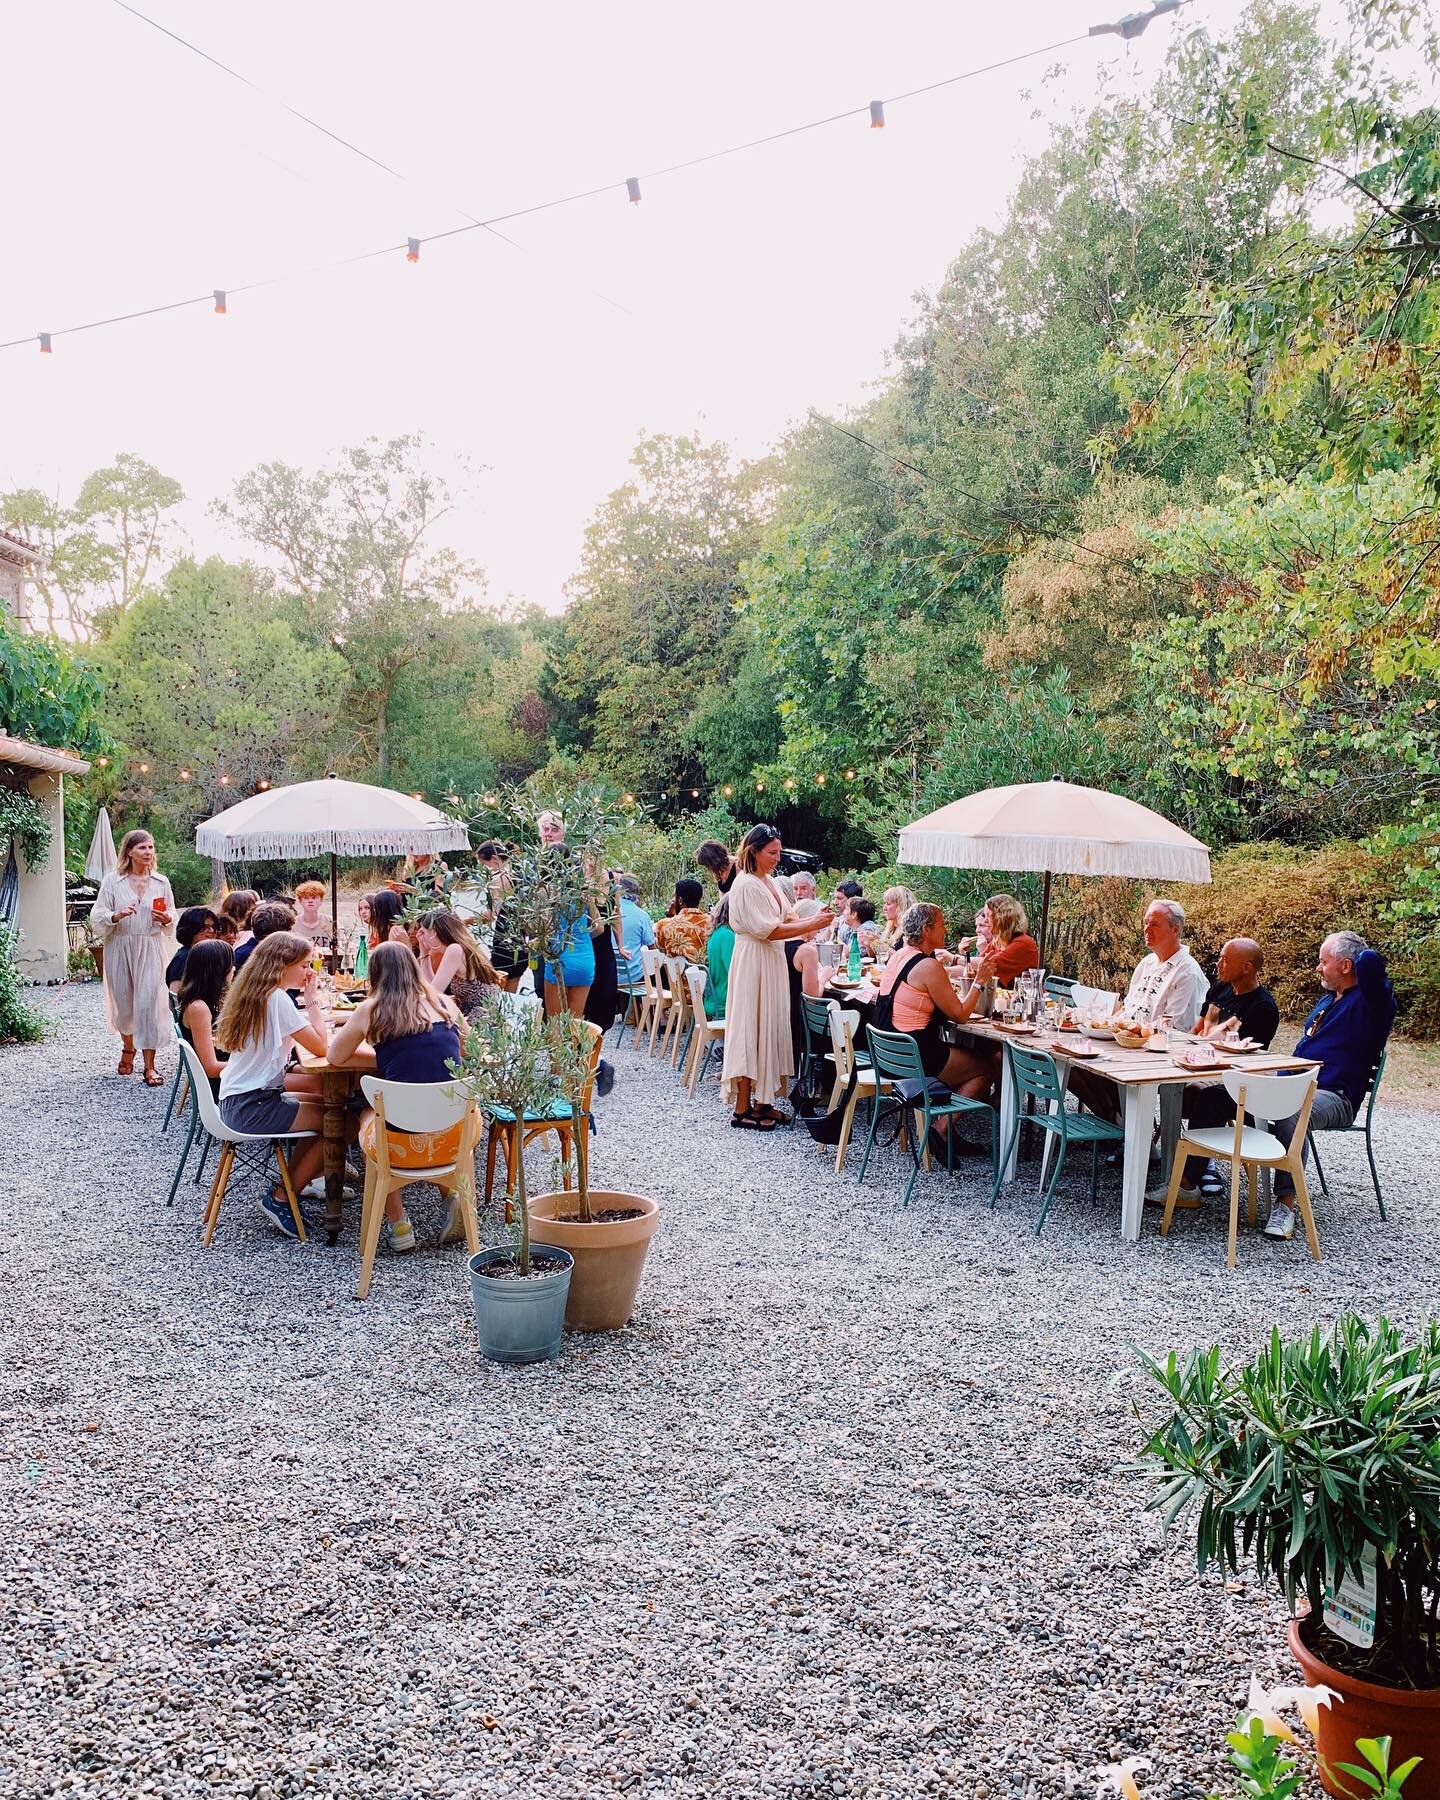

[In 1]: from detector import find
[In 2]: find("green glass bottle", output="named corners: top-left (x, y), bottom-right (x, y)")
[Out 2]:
top-left (848, 932), bottom-right (861, 980)
top-left (353, 935), bottom-right (368, 980)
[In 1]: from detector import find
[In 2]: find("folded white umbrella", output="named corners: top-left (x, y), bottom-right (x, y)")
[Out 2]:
top-left (898, 776), bottom-right (1211, 962)
top-left (196, 775), bottom-right (471, 953)
top-left (84, 805), bottom-right (117, 882)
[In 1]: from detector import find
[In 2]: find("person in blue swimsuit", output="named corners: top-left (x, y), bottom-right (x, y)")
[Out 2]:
top-left (538, 810), bottom-right (597, 1018)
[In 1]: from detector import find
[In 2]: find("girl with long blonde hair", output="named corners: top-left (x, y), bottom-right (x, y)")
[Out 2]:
top-left (215, 931), bottom-right (331, 1236)
top-left (329, 944), bottom-right (467, 1251)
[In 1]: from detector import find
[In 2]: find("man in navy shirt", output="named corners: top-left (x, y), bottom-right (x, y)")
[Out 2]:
top-left (1265, 931), bottom-right (1395, 1242)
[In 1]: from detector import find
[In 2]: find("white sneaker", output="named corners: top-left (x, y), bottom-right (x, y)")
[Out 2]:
top-left (439, 1195), bottom-right (469, 1245)
top-left (1146, 1183), bottom-right (1203, 1208)
top-left (1264, 1199), bottom-right (1296, 1240)
top-left (384, 1218), bottom-right (417, 1254)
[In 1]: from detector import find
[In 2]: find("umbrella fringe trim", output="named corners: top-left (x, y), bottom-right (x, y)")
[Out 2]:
top-left (194, 827), bottom-right (471, 860)
top-left (895, 834), bottom-right (1212, 883)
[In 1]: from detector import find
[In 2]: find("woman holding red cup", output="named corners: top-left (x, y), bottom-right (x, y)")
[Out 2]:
top-left (90, 829), bottom-right (176, 1085)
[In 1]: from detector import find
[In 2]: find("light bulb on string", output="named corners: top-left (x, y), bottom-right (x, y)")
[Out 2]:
top-left (784, 778), bottom-right (796, 790)
top-left (722, 784), bottom-right (733, 798)
top-left (138, 762), bottom-right (150, 774)
top-left (38, 333), bottom-right (52, 354)
top-left (219, 773), bottom-right (231, 786)
top-left (213, 290), bottom-right (227, 315)
top-left (622, 793), bottom-right (635, 806)
top-left (406, 238), bottom-right (420, 264)
top-left (97, 755), bottom-right (110, 767)
top-left (816, 773), bottom-right (827, 786)
top-left (844, 768), bottom-right (856, 781)
top-left (690, 789), bottom-right (699, 799)
top-left (179, 768), bottom-right (192, 783)
top-left (626, 177), bottom-right (641, 205)
top-left (257, 778), bottom-right (271, 791)
top-left (483, 793), bottom-right (497, 806)
top-left (755, 781), bottom-right (766, 793)
top-left (869, 100), bottom-right (885, 129)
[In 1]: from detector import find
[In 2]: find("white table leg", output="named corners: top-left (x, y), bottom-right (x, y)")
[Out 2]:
top-left (1121, 1083), bottom-right (1160, 1242)
top-left (1039, 1061), bottom-right (1072, 1189)
top-left (999, 1048), bottom-right (1019, 1183)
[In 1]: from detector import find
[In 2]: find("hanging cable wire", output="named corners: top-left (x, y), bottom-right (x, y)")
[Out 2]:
top-left (6, 6), bottom-right (1190, 354)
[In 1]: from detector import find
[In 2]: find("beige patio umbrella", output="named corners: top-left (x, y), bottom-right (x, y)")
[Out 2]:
top-left (84, 805), bottom-right (118, 881)
top-left (195, 774), bottom-right (471, 957)
top-left (897, 775), bottom-right (1211, 964)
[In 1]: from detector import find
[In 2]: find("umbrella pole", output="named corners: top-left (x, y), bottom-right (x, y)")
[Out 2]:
top-left (1039, 869), bottom-right (1053, 970)
top-left (330, 852), bottom-right (340, 975)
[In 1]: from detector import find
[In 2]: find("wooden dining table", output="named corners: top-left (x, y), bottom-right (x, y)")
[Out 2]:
top-left (823, 978), bottom-right (1318, 1242)
top-left (296, 1029), bottom-right (376, 1244)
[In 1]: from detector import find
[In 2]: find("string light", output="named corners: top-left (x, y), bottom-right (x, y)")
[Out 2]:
top-left (179, 768), bottom-right (192, 782)
top-left (138, 761), bottom-right (150, 774)
top-left (97, 755), bottom-right (109, 767)
top-left (38, 333), bottom-right (52, 354)
top-left (483, 792), bottom-right (497, 806)
top-left (257, 778), bottom-right (271, 790)
top-left (844, 768), bottom-right (856, 781)
top-left (622, 793), bottom-right (635, 806)
top-left (218, 773), bottom-right (231, 786)
top-left (784, 777), bottom-right (796, 790)
top-left (626, 177), bottom-right (642, 205)
top-left (406, 238), bottom-right (420, 263)
top-left (722, 784), bottom-right (733, 797)
top-left (213, 289), bottom-right (227, 314)
top-left (816, 772), bottom-right (827, 786)
top-left (755, 781), bottom-right (766, 793)
top-left (410, 791), bottom-right (423, 800)
top-left (869, 100), bottom-right (885, 128)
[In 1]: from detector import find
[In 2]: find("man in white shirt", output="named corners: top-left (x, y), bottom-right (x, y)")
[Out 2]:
top-left (1117, 898), bottom-right (1209, 1030)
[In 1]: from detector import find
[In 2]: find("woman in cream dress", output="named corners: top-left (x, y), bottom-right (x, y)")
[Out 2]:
top-left (90, 828), bottom-right (176, 1084)
top-left (720, 825), bottom-right (833, 1130)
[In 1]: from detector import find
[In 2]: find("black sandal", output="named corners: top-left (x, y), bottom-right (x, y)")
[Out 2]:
top-left (730, 1110), bottom-right (777, 1131)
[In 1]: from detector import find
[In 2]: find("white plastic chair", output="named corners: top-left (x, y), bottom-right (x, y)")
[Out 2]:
top-left (683, 964), bottom-right (725, 1096)
top-left (178, 1040), bottom-right (316, 1248)
top-left (356, 1077), bottom-right (482, 1300)
top-left (1071, 985), bottom-right (1118, 1017)
top-left (827, 1005), bottom-right (884, 1174)
top-left (1159, 1068), bottom-right (1321, 1268)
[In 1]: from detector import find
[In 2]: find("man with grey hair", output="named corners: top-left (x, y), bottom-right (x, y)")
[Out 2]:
top-left (1262, 930), bottom-right (1395, 1242)
top-left (791, 870), bottom-right (822, 921)
top-left (1116, 897), bottom-right (1209, 1031)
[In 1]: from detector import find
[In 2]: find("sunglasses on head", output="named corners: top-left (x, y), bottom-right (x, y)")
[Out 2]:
top-left (751, 825), bottom-right (779, 844)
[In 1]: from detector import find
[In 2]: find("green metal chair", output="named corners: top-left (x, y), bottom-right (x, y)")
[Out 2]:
top-left (161, 996), bottom-right (190, 1135)
top-left (1306, 1048), bottom-right (1388, 1219)
top-left (990, 1042), bottom-right (1125, 1233)
top-left (799, 993), bottom-right (837, 1101)
top-left (858, 1026), bottom-right (997, 1208)
top-left (1044, 974), bottom-right (1076, 1006)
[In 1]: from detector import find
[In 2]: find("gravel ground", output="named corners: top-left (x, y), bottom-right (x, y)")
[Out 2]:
top-left (3, 983), bottom-right (1437, 1800)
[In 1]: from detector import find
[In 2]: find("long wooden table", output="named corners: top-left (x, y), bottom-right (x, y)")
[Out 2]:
top-left (296, 1034), bottom-right (376, 1244)
top-left (823, 980), bottom-right (1317, 1242)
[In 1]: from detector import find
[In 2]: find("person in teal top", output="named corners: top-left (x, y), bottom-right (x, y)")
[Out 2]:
top-left (706, 894), bottom-right (735, 1019)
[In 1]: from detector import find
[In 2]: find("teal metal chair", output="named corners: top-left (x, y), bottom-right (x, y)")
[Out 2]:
top-left (1044, 974), bottom-right (1076, 1006)
top-left (799, 994), bottom-right (837, 1100)
top-left (161, 998), bottom-right (190, 1135)
top-left (1306, 1048), bottom-right (1388, 1219)
top-left (858, 1026), bottom-right (997, 1208)
top-left (990, 1042), bottom-right (1125, 1233)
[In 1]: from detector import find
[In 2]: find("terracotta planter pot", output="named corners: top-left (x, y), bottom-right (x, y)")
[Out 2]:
top-left (527, 1190), bottom-right (660, 1332)
top-left (88, 942), bottom-right (104, 980)
top-left (1289, 1617), bottom-right (1440, 1797)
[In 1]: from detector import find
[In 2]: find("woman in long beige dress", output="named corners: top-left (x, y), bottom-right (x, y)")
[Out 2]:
top-left (90, 828), bottom-right (176, 1085)
top-left (721, 825), bottom-right (833, 1130)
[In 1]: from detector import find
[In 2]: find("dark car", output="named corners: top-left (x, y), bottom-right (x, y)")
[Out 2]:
top-left (776, 848), bottom-right (822, 877)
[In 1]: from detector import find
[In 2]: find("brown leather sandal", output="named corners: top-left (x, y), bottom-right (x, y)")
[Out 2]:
top-left (117, 1050), bottom-right (136, 1076)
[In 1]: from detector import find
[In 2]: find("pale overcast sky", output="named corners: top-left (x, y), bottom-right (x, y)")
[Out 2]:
top-left (4, 0), bottom-right (1253, 609)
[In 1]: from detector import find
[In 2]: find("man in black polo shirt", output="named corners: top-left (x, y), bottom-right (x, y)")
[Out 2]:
top-left (1153, 937), bottom-right (1279, 1205)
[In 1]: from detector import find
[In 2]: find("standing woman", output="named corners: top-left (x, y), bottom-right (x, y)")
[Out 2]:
top-left (720, 825), bottom-right (833, 1130)
top-left (90, 829), bottom-right (176, 1086)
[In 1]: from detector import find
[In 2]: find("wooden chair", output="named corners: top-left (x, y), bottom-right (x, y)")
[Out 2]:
top-left (640, 947), bottom-right (674, 1057)
top-left (659, 955), bottom-right (692, 1069)
top-left (355, 1077), bottom-right (481, 1299)
top-left (484, 1020), bottom-right (604, 1202)
top-left (1160, 1068), bottom-right (1321, 1268)
top-left (682, 964), bottom-right (725, 1096)
top-left (827, 1004), bottom-right (883, 1173)
top-left (178, 1041), bottom-right (314, 1248)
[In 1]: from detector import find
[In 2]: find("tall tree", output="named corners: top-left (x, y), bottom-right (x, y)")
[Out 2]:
top-left (216, 436), bottom-right (485, 782)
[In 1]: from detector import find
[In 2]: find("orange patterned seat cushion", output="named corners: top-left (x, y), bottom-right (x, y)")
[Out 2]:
top-left (358, 1112), bottom-right (465, 1170)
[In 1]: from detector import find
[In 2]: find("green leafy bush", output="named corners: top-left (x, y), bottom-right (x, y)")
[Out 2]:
top-left (0, 613), bottom-right (108, 758)
top-left (0, 786), bottom-right (53, 870)
top-left (0, 925), bottom-right (50, 1045)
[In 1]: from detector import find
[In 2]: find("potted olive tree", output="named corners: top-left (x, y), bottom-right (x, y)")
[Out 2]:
top-left (1133, 1316), bottom-right (1440, 1797)
top-left (451, 994), bottom-right (573, 1364)
top-left (461, 781), bottom-right (661, 1332)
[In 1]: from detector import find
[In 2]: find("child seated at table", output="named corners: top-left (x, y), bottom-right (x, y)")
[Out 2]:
top-left (215, 931), bottom-right (332, 1239)
top-left (328, 943), bottom-right (468, 1252)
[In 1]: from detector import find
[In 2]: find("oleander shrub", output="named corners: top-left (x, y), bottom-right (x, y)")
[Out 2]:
top-left (0, 924), bottom-right (50, 1045)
